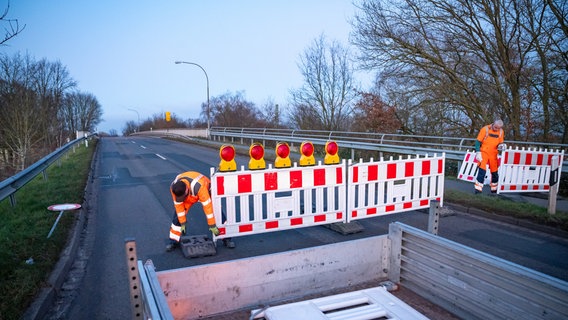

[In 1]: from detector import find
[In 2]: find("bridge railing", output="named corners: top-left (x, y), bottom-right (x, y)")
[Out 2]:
top-left (137, 127), bottom-right (568, 172)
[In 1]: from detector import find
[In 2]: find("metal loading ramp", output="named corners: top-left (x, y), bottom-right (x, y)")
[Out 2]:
top-left (251, 286), bottom-right (429, 320)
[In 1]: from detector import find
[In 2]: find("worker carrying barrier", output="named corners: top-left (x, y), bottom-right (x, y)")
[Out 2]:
top-left (458, 148), bottom-right (564, 194)
top-left (498, 147), bottom-right (564, 194)
top-left (347, 154), bottom-right (445, 223)
top-left (209, 160), bottom-right (346, 240)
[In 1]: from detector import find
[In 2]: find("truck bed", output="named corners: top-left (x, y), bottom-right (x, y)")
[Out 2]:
top-left (133, 222), bottom-right (568, 320)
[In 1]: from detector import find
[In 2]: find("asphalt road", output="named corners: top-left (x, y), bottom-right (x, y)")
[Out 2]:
top-left (42, 136), bottom-right (568, 319)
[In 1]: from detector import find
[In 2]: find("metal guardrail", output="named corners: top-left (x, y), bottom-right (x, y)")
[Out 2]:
top-left (136, 127), bottom-right (568, 172)
top-left (0, 135), bottom-right (95, 206)
top-left (214, 127), bottom-right (568, 172)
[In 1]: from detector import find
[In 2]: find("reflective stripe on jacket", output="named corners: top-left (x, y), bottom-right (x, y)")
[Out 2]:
top-left (170, 171), bottom-right (216, 226)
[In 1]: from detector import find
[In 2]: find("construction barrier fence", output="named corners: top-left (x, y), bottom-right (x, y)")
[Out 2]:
top-left (458, 147), bottom-right (564, 194)
top-left (347, 154), bottom-right (445, 223)
top-left (210, 160), bottom-right (346, 240)
top-left (211, 154), bottom-right (444, 240)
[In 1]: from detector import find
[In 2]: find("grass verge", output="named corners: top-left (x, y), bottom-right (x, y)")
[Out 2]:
top-left (0, 141), bottom-right (96, 320)
top-left (445, 188), bottom-right (568, 231)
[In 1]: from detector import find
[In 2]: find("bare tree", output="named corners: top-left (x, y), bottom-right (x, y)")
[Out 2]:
top-left (0, 1), bottom-right (25, 46)
top-left (0, 53), bottom-right (78, 175)
top-left (137, 112), bottom-right (188, 131)
top-left (60, 91), bottom-right (102, 135)
top-left (260, 98), bottom-right (284, 128)
top-left (351, 0), bottom-right (542, 140)
top-left (544, 0), bottom-right (568, 38)
top-left (32, 58), bottom-right (77, 148)
top-left (208, 91), bottom-right (267, 128)
top-left (0, 53), bottom-right (43, 171)
top-left (289, 34), bottom-right (357, 131)
top-left (540, 0), bottom-right (568, 143)
top-left (122, 120), bottom-right (138, 136)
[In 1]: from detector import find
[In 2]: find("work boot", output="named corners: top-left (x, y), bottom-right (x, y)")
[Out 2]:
top-left (166, 241), bottom-right (179, 252)
top-left (223, 238), bottom-right (236, 249)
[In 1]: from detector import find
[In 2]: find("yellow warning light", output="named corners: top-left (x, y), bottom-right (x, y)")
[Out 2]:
top-left (249, 143), bottom-right (266, 170)
top-left (165, 111), bottom-right (171, 122)
top-left (324, 141), bottom-right (340, 165)
top-left (299, 141), bottom-right (315, 166)
top-left (275, 142), bottom-right (291, 168)
top-left (219, 144), bottom-right (237, 172)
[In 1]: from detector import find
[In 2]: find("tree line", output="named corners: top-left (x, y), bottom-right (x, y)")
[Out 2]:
top-left (3, 0), bottom-right (566, 179)
top-left (123, 91), bottom-right (288, 135)
top-left (289, 0), bottom-right (566, 142)
top-left (0, 53), bottom-right (102, 179)
top-left (352, 0), bottom-right (566, 142)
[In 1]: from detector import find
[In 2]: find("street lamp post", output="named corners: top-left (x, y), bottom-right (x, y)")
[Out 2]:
top-left (174, 60), bottom-right (210, 137)
top-left (127, 108), bottom-right (140, 132)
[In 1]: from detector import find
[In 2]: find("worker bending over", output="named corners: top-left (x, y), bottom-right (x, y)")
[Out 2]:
top-left (166, 171), bottom-right (235, 251)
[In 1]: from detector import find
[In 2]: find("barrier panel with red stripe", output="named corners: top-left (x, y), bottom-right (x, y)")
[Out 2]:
top-left (210, 160), bottom-right (346, 240)
top-left (498, 148), bottom-right (564, 194)
top-left (347, 154), bottom-right (445, 223)
top-left (457, 151), bottom-right (500, 184)
top-left (457, 148), bottom-right (564, 194)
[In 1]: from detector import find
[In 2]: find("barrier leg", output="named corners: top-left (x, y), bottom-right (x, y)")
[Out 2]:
top-left (548, 156), bottom-right (559, 215)
top-left (428, 200), bottom-right (440, 235)
top-left (124, 238), bottom-right (143, 319)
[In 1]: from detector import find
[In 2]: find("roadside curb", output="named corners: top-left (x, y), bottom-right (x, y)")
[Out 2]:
top-left (22, 141), bottom-right (99, 320)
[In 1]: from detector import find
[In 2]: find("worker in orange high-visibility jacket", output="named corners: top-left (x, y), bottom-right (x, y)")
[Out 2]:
top-left (166, 171), bottom-right (235, 251)
top-left (474, 119), bottom-right (506, 194)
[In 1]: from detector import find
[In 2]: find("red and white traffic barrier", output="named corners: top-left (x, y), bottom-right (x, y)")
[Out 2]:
top-left (458, 148), bottom-right (564, 194)
top-left (457, 151), bottom-right (499, 184)
top-left (210, 161), bottom-right (346, 240)
top-left (498, 148), bottom-right (564, 194)
top-left (347, 154), bottom-right (445, 222)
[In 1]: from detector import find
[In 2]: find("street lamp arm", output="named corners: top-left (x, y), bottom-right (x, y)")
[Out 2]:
top-left (175, 60), bottom-right (211, 135)
top-left (127, 108), bottom-right (140, 132)
top-left (174, 61), bottom-right (209, 85)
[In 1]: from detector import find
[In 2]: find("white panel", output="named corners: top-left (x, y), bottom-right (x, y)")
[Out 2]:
top-left (278, 171), bottom-right (290, 189)
top-left (302, 168), bottom-right (314, 187)
top-left (157, 236), bottom-right (388, 319)
top-left (250, 171), bottom-right (265, 192)
top-left (260, 287), bottom-right (430, 320)
top-left (273, 194), bottom-right (294, 213)
top-left (223, 175), bottom-right (239, 195)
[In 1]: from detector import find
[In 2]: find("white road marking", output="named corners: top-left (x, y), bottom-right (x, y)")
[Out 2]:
top-left (156, 153), bottom-right (166, 160)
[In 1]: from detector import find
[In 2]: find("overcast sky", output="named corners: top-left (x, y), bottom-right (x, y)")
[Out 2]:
top-left (2, 0), bottom-right (372, 133)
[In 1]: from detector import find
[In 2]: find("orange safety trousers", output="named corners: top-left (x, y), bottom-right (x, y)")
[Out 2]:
top-left (475, 124), bottom-right (504, 193)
